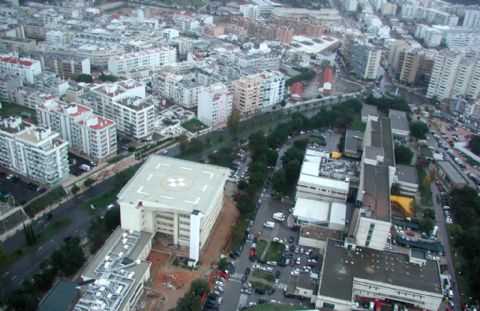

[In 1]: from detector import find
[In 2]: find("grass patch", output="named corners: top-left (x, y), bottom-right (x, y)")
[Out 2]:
top-left (2, 218), bottom-right (71, 268)
top-left (251, 280), bottom-right (273, 294)
top-left (80, 185), bottom-right (120, 214)
top-left (350, 113), bottom-right (366, 131)
top-left (181, 118), bottom-right (208, 133)
top-left (255, 239), bottom-right (267, 259)
top-left (252, 270), bottom-right (275, 283)
top-left (0, 102), bottom-right (37, 124)
top-left (230, 219), bottom-right (247, 253)
top-left (250, 304), bottom-right (302, 311)
top-left (24, 187), bottom-right (67, 217)
top-left (264, 241), bottom-right (284, 263)
top-left (308, 135), bottom-right (326, 146)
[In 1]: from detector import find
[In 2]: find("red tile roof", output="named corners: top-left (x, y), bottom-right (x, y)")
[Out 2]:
top-left (289, 82), bottom-right (303, 96)
top-left (0, 56), bottom-right (35, 67)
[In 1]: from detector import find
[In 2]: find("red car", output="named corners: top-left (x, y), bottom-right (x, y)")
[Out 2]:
top-left (405, 231), bottom-right (415, 237)
top-left (249, 247), bottom-right (255, 257)
top-left (219, 271), bottom-right (229, 279)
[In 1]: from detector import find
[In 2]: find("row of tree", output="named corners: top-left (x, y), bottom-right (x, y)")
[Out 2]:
top-left (6, 237), bottom-right (85, 310)
top-left (449, 186), bottom-right (480, 302)
top-left (171, 279), bottom-right (209, 311)
top-left (468, 135), bottom-right (480, 156)
top-left (285, 68), bottom-right (316, 87)
top-left (272, 140), bottom-right (307, 197)
top-left (74, 73), bottom-right (118, 83)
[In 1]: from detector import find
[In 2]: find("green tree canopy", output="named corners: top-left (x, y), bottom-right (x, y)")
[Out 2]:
top-left (227, 110), bottom-right (241, 137)
top-left (394, 145), bottom-right (414, 165)
top-left (410, 121), bottom-right (429, 140)
top-left (74, 74), bottom-right (93, 83)
top-left (468, 135), bottom-right (480, 156)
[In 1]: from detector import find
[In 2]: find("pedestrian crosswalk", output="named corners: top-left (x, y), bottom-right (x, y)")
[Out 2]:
top-left (275, 282), bottom-right (288, 290)
top-left (237, 293), bottom-right (249, 309)
top-left (232, 272), bottom-right (243, 280)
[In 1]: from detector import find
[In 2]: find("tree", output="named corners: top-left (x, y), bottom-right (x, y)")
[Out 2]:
top-left (422, 174), bottom-right (431, 192)
top-left (178, 133), bottom-right (189, 153)
top-left (71, 184), bottom-right (80, 195)
top-left (285, 159), bottom-right (301, 186)
top-left (23, 223), bottom-right (36, 245)
top-left (74, 74), bottom-right (93, 83)
top-left (227, 110), bottom-right (241, 137)
top-left (272, 169), bottom-right (289, 196)
top-left (99, 72), bottom-right (118, 82)
top-left (394, 145), bottom-right (414, 165)
top-left (468, 135), bottom-right (480, 156)
top-left (410, 121), bottom-right (429, 140)
top-left (105, 208), bottom-right (120, 232)
top-left (0, 242), bottom-right (7, 266)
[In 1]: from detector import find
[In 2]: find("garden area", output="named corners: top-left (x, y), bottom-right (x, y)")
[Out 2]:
top-left (264, 241), bottom-right (284, 263)
top-left (255, 239), bottom-right (268, 260)
top-left (23, 187), bottom-right (67, 217)
top-left (252, 270), bottom-right (275, 283)
top-left (416, 165), bottom-right (433, 206)
top-left (181, 118), bottom-right (208, 133)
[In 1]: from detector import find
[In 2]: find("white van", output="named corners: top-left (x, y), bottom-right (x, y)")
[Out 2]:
top-left (263, 221), bottom-right (275, 229)
top-left (273, 212), bottom-right (285, 221)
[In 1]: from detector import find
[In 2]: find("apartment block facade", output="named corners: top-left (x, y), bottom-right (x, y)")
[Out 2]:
top-left (108, 47), bottom-right (177, 76)
top-left (197, 83), bottom-right (233, 128)
top-left (86, 80), bottom-right (155, 140)
top-left (349, 41), bottom-right (382, 80)
top-left (232, 74), bottom-right (264, 117)
top-left (0, 55), bottom-right (41, 84)
top-left (0, 116), bottom-right (69, 185)
top-left (36, 99), bottom-right (117, 162)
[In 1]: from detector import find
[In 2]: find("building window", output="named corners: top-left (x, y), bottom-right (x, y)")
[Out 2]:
top-left (323, 303), bottom-right (335, 309)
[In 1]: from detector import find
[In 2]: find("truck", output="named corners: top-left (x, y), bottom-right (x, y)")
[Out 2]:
top-left (80, 164), bottom-right (91, 172)
top-left (431, 225), bottom-right (439, 238)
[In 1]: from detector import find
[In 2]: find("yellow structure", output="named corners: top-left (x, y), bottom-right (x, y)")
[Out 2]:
top-left (330, 151), bottom-right (342, 159)
top-left (390, 195), bottom-right (414, 217)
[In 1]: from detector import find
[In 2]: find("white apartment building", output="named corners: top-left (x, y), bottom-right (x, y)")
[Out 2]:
top-left (0, 55), bottom-right (41, 84)
top-left (197, 83), bottom-right (233, 128)
top-left (173, 15), bottom-right (201, 33)
top-left (86, 80), bottom-right (155, 140)
top-left (343, 0), bottom-right (358, 12)
top-left (108, 47), bottom-right (177, 76)
top-left (463, 9), bottom-right (480, 29)
top-left (240, 5), bottom-right (259, 19)
top-left (45, 30), bottom-right (73, 46)
top-left (415, 25), bottom-right (442, 47)
top-left (260, 71), bottom-right (285, 108)
top-left (36, 99), bottom-right (117, 162)
top-left (427, 50), bottom-right (480, 100)
top-left (445, 31), bottom-right (480, 51)
top-left (118, 156), bottom-right (230, 266)
top-left (0, 116), bottom-right (69, 185)
top-left (152, 72), bottom-right (203, 109)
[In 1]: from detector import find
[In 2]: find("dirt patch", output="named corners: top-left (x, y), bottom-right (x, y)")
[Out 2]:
top-left (141, 194), bottom-right (239, 310)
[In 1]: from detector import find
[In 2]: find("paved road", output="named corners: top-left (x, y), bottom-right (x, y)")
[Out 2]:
top-left (0, 164), bottom-right (141, 297)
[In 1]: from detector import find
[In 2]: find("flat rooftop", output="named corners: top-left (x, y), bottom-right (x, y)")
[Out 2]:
top-left (294, 198), bottom-right (330, 223)
top-left (362, 104), bottom-right (377, 119)
top-left (369, 117), bottom-right (395, 167)
top-left (77, 228), bottom-right (152, 311)
top-left (300, 224), bottom-right (343, 242)
top-left (118, 156), bottom-right (230, 214)
top-left (389, 109), bottom-right (409, 134)
top-left (362, 164), bottom-right (391, 222)
top-left (345, 130), bottom-right (363, 154)
top-left (437, 160), bottom-right (468, 185)
top-left (396, 164), bottom-right (418, 185)
top-left (298, 173), bottom-right (349, 192)
top-left (318, 239), bottom-right (443, 301)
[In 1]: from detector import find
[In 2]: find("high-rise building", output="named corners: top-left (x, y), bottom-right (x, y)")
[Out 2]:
top-left (0, 116), bottom-right (69, 185)
top-left (240, 4), bottom-right (259, 19)
top-left (197, 83), bottom-right (233, 128)
top-left (426, 50), bottom-right (480, 100)
top-left (36, 99), bottom-right (117, 162)
top-left (232, 74), bottom-right (264, 117)
top-left (86, 80), bottom-right (155, 140)
top-left (463, 9), bottom-right (480, 29)
top-left (349, 41), bottom-right (382, 80)
top-left (27, 50), bottom-right (91, 79)
top-left (107, 47), bottom-right (177, 77)
top-left (259, 71), bottom-right (285, 108)
top-left (0, 55), bottom-right (41, 84)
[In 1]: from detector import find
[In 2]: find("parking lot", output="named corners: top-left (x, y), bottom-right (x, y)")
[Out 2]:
top-left (0, 170), bottom-right (43, 205)
top-left (218, 179), bottom-right (317, 310)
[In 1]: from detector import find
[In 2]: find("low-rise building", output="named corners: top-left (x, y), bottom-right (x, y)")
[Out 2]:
top-left (344, 130), bottom-right (363, 158)
top-left (361, 104), bottom-right (378, 123)
top-left (394, 164), bottom-right (418, 196)
top-left (436, 160), bottom-right (469, 188)
top-left (0, 116), bottom-right (69, 185)
top-left (37, 99), bottom-right (117, 162)
top-left (315, 240), bottom-right (443, 310)
top-left (389, 109), bottom-right (409, 138)
top-left (75, 228), bottom-right (152, 311)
